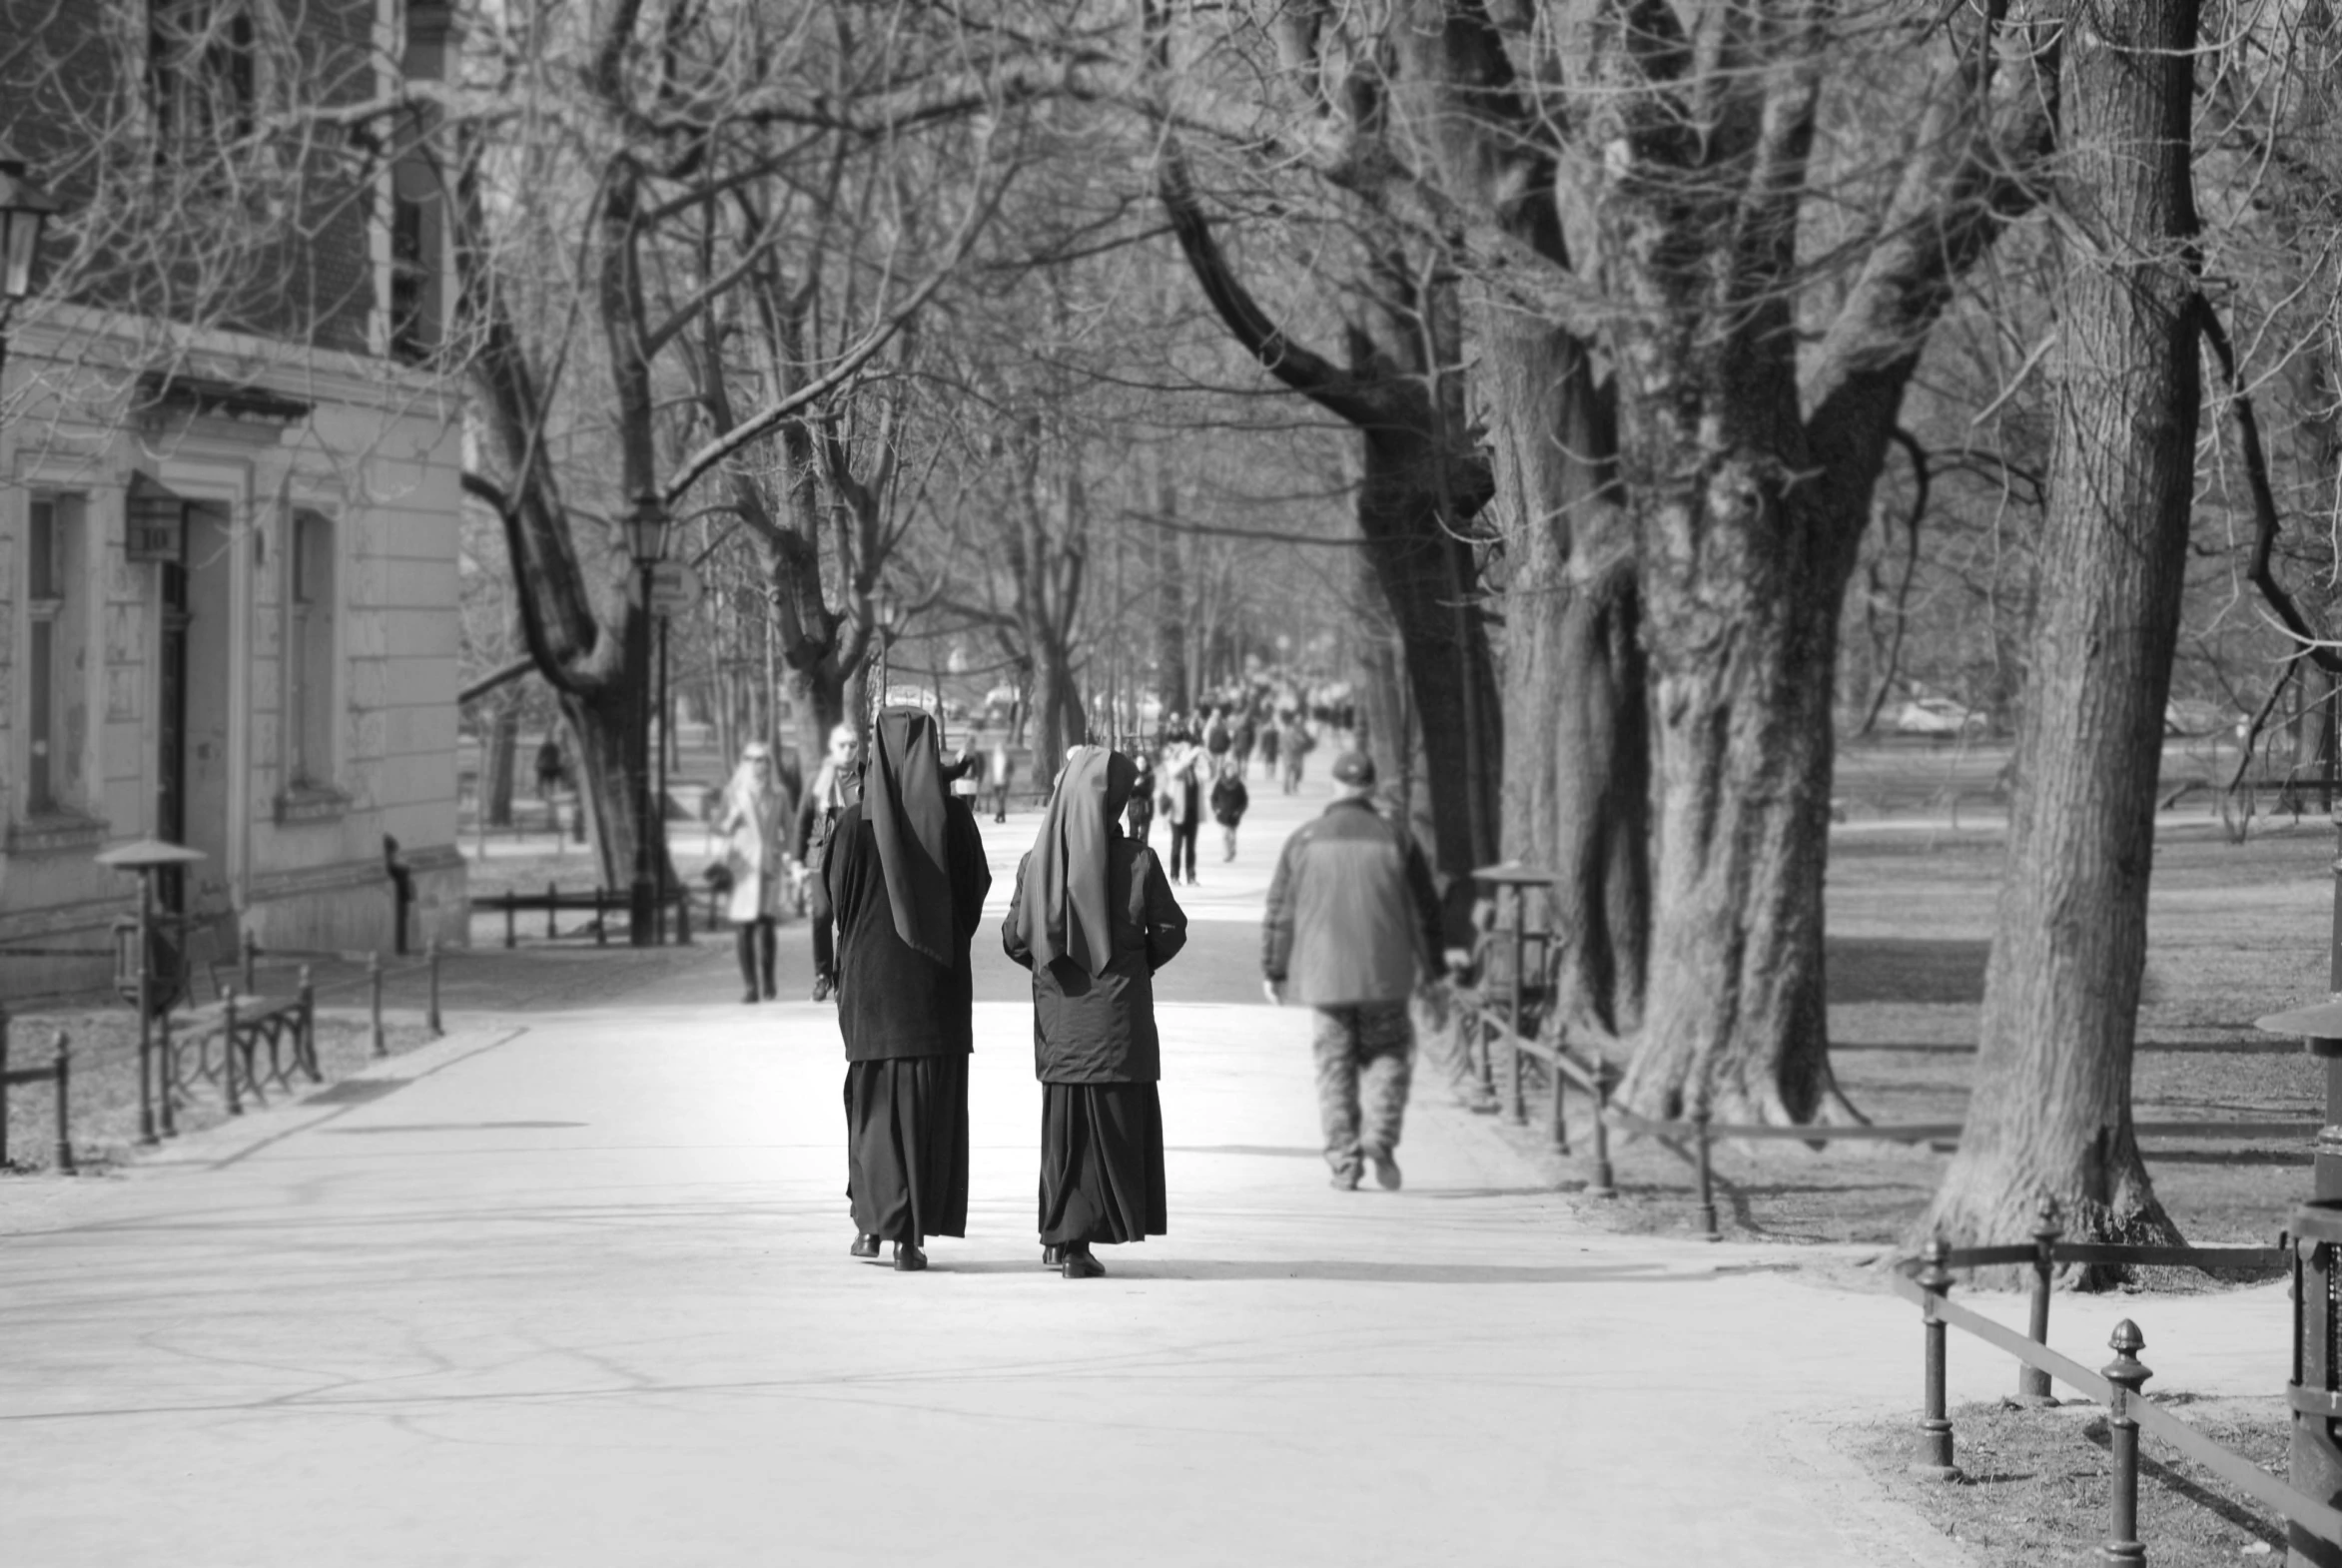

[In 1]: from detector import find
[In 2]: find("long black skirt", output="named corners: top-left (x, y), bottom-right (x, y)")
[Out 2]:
top-left (1038, 1082), bottom-right (1167, 1247)
top-left (846, 1055), bottom-right (970, 1242)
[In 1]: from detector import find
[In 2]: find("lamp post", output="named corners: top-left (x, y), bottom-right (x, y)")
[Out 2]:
top-left (625, 493), bottom-right (666, 946)
top-left (0, 152), bottom-right (62, 406)
top-left (872, 588), bottom-right (904, 718)
top-left (96, 840), bottom-right (206, 1146)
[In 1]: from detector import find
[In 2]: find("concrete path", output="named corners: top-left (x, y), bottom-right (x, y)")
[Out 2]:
top-left (0, 779), bottom-right (2296, 1567)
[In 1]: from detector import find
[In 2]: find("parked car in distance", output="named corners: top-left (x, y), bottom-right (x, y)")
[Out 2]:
top-left (1894, 696), bottom-right (1988, 737)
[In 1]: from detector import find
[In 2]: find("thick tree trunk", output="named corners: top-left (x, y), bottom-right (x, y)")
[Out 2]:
top-left (1356, 427), bottom-right (1502, 936)
top-left (559, 680), bottom-right (662, 894)
top-left (1030, 630), bottom-right (1082, 775)
top-left (1615, 471), bottom-right (1852, 1123)
top-left (483, 701), bottom-right (519, 829)
top-left (1149, 462), bottom-right (1190, 714)
top-left (1925, 0), bottom-right (2200, 1262)
top-left (790, 656), bottom-right (847, 780)
top-left (1479, 314), bottom-right (1650, 1039)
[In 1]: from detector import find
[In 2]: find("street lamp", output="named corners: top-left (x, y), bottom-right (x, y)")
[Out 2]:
top-left (96, 839), bottom-right (206, 1145)
top-left (0, 152), bottom-right (61, 401)
top-left (625, 492), bottom-right (666, 947)
top-left (872, 587), bottom-right (904, 715)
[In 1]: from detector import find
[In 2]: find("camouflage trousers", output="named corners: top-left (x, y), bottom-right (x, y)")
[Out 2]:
top-left (1311, 1002), bottom-right (1414, 1179)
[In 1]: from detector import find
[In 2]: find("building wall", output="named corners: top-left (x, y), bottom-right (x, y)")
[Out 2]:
top-left (0, 0), bottom-right (468, 999)
top-left (0, 353), bottom-right (469, 999)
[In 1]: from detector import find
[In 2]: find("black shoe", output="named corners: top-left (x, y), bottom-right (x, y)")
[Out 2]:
top-left (762, 981), bottom-right (777, 1001)
top-left (1041, 1244), bottom-right (1066, 1267)
top-left (742, 987), bottom-right (760, 1005)
top-left (1062, 1246), bottom-right (1105, 1279)
top-left (850, 1232), bottom-right (880, 1259)
top-left (1329, 1168), bottom-right (1361, 1191)
top-left (811, 975), bottom-right (835, 1003)
top-left (894, 1241), bottom-right (928, 1272)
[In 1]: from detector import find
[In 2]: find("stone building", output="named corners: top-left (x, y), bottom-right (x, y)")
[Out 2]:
top-left (0, 0), bottom-right (466, 997)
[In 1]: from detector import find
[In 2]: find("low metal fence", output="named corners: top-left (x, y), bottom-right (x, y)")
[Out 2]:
top-left (1454, 994), bottom-right (2318, 1239)
top-left (1894, 1230), bottom-right (2333, 1560)
top-left (0, 1014), bottom-right (71, 1172)
top-left (168, 943), bottom-right (446, 1124)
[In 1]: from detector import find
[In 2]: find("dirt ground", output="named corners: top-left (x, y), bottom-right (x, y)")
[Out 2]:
top-left (1484, 815), bottom-right (2338, 1251)
top-left (1845, 1397), bottom-right (2290, 1567)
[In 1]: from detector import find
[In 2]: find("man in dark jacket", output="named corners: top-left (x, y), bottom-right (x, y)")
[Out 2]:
top-left (1261, 751), bottom-right (1444, 1190)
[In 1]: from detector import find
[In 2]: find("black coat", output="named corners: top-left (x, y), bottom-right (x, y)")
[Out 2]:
top-left (826, 798), bottom-right (991, 1060)
top-left (1002, 836), bottom-right (1187, 1083)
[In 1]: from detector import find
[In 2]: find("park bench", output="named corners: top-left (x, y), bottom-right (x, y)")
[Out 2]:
top-left (164, 932), bottom-right (320, 1114)
top-left (475, 883), bottom-right (695, 948)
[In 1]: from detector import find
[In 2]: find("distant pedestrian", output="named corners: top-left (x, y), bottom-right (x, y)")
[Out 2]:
top-left (1259, 719), bottom-right (1280, 777)
top-left (1209, 756), bottom-right (1249, 862)
top-left (1160, 727), bottom-right (1206, 886)
top-left (828, 708), bottom-right (992, 1271)
top-left (715, 741), bottom-right (794, 1004)
top-left (1280, 714), bottom-right (1314, 794)
top-left (989, 735), bottom-right (1014, 822)
top-left (1232, 710), bottom-right (1257, 778)
top-left (1261, 751), bottom-right (1444, 1191)
top-left (795, 723), bottom-right (862, 1003)
top-left (533, 734), bottom-right (565, 802)
top-left (1004, 747), bottom-right (1187, 1278)
top-left (1203, 707), bottom-right (1231, 761)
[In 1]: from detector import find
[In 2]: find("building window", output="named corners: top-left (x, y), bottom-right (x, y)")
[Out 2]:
top-left (389, 192), bottom-right (430, 364)
top-left (149, 0), bottom-right (259, 153)
top-left (286, 509), bottom-right (337, 788)
top-left (24, 495), bottom-right (88, 817)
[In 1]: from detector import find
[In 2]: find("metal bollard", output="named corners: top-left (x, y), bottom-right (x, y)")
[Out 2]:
top-left (2100, 1320), bottom-right (2150, 1565)
top-left (1912, 1238), bottom-right (1959, 1479)
top-left (370, 951), bottom-right (387, 1058)
top-left (504, 896), bottom-right (516, 950)
top-left (1508, 1033), bottom-right (1526, 1126)
top-left (299, 965), bottom-right (319, 1082)
top-left (241, 929), bottom-right (258, 997)
top-left (1694, 1107), bottom-right (1720, 1240)
top-left (426, 938), bottom-right (442, 1037)
top-left (675, 885), bottom-right (691, 946)
top-left (2020, 1195), bottom-right (2063, 1405)
top-left (223, 991), bottom-right (242, 1116)
top-left (546, 881), bottom-right (558, 941)
top-left (157, 1008), bottom-right (177, 1139)
top-left (51, 1031), bottom-right (72, 1175)
top-left (1585, 1059), bottom-right (1616, 1199)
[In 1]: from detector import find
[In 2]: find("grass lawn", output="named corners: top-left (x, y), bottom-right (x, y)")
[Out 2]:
top-left (1482, 815), bottom-right (2338, 1251)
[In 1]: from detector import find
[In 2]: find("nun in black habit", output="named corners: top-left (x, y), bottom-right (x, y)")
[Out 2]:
top-left (826, 708), bottom-right (992, 1271)
top-left (1003, 746), bottom-right (1187, 1278)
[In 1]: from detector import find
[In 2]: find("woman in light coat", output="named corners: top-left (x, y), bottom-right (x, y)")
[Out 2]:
top-left (1160, 730), bottom-right (1206, 886)
top-left (716, 742), bottom-right (793, 1003)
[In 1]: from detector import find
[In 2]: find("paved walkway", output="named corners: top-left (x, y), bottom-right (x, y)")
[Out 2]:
top-left (0, 778), bottom-right (2296, 1566)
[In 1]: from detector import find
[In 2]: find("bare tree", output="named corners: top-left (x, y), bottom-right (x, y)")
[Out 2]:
top-left (1926, 0), bottom-right (2204, 1256)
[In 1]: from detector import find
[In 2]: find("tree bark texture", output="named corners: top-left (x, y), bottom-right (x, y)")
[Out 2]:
top-left (1149, 458), bottom-right (1190, 715)
top-left (1570, 0), bottom-right (2055, 1120)
top-left (1160, 157), bottom-right (1501, 932)
top-left (1385, 0), bottom-right (1656, 1034)
top-left (1926, 0), bottom-right (2202, 1257)
top-left (483, 701), bottom-right (519, 829)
